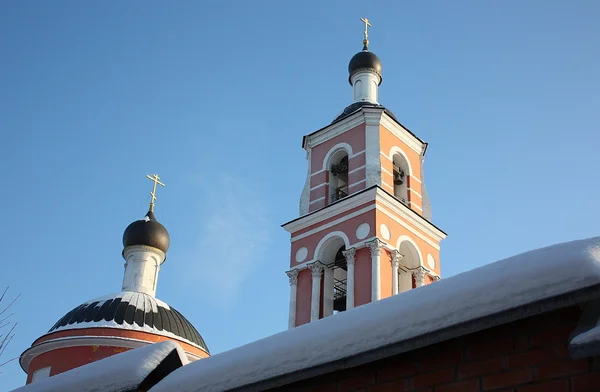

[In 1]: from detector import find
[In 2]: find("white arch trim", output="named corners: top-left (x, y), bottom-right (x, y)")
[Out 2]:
top-left (322, 143), bottom-right (354, 171)
top-left (314, 231), bottom-right (351, 261)
top-left (388, 146), bottom-right (413, 176)
top-left (396, 235), bottom-right (423, 267)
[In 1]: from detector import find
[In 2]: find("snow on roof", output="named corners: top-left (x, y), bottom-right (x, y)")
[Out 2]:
top-left (11, 341), bottom-right (188, 392)
top-left (150, 236), bottom-right (600, 392)
top-left (571, 325), bottom-right (600, 346)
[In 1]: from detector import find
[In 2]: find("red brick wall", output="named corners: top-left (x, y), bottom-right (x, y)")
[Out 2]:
top-left (271, 306), bottom-right (600, 392)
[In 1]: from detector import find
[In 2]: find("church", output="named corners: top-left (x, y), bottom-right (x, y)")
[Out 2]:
top-left (11, 20), bottom-right (600, 392)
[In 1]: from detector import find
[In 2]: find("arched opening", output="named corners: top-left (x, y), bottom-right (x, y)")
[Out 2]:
top-left (397, 239), bottom-right (421, 293)
top-left (329, 151), bottom-right (349, 204)
top-left (392, 153), bottom-right (410, 205)
top-left (332, 246), bottom-right (348, 314)
top-left (316, 234), bottom-right (348, 317)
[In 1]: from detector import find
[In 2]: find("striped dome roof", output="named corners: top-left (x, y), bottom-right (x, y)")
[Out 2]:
top-left (48, 291), bottom-right (208, 353)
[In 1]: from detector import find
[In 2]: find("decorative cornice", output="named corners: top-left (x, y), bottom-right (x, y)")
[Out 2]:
top-left (284, 186), bottom-right (446, 250)
top-left (342, 248), bottom-right (357, 265)
top-left (286, 269), bottom-right (299, 285)
top-left (283, 187), bottom-right (376, 234)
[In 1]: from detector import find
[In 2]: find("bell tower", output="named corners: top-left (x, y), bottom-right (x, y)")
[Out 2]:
top-left (282, 19), bottom-right (447, 328)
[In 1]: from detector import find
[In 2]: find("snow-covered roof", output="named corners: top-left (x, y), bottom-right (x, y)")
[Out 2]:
top-left (12, 341), bottom-right (188, 392)
top-left (150, 236), bottom-right (600, 392)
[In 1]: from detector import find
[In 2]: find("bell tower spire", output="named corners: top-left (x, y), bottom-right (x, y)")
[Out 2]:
top-left (282, 20), bottom-right (447, 328)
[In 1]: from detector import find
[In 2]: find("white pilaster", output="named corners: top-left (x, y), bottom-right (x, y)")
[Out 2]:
top-left (122, 245), bottom-right (165, 296)
top-left (286, 269), bottom-right (299, 329)
top-left (391, 250), bottom-right (403, 295)
top-left (308, 262), bottom-right (324, 322)
top-left (363, 110), bottom-right (383, 188)
top-left (323, 266), bottom-right (334, 317)
top-left (367, 239), bottom-right (384, 302)
top-left (414, 266), bottom-right (426, 288)
top-left (342, 247), bottom-right (356, 310)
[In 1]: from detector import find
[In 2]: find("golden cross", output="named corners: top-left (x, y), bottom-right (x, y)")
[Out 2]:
top-left (146, 174), bottom-right (165, 212)
top-left (360, 17), bottom-right (372, 50)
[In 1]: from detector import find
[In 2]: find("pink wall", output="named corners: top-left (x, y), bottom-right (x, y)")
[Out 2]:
top-left (295, 269), bottom-right (312, 326)
top-left (354, 248), bottom-right (372, 306)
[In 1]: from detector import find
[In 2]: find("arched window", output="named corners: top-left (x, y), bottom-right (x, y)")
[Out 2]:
top-left (329, 153), bottom-right (349, 203)
top-left (392, 153), bottom-right (410, 205)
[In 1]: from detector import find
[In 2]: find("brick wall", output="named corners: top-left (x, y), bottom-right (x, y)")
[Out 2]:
top-left (270, 306), bottom-right (600, 392)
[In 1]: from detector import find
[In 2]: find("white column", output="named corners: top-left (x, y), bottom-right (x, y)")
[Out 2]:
top-left (391, 250), bottom-right (403, 295)
top-left (308, 262), bottom-right (324, 322)
top-left (286, 269), bottom-right (299, 329)
top-left (413, 266), bottom-right (426, 288)
top-left (342, 248), bottom-right (356, 310)
top-left (323, 266), bottom-right (334, 317)
top-left (367, 239), bottom-right (383, 302)
top-left (122, 245), bottom-right (165, 296)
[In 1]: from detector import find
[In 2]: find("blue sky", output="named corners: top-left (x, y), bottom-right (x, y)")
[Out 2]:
top-left (1, 0), bottom-right (599, 389)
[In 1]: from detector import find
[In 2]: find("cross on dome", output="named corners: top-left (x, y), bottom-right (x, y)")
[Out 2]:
top-left (146, 173), bottom-right (165, 212)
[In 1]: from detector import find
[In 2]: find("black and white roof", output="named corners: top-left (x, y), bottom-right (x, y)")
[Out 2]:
top-left (47, 291), bottom-right (208, 353)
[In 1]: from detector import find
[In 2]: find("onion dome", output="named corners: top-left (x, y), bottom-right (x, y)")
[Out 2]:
top-left (348, 50), bottom-right (382, 85)
top-left (123, 210), bottom-right (170, 254)
top-left (48, 291), bottom-right (209, 353)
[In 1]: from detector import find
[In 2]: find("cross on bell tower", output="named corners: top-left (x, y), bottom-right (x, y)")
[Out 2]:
top-left (282, 19), bottom-right (447, 328)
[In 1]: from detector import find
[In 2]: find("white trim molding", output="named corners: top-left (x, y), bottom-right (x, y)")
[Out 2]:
top-left (314, 231), bottom-right (351, 261)
top-left (321, 143), bottom-right (354, 171)
top-left (388, 146), bottom-right (413, 176)
top-left (284, 187), bottom-right (446, 248)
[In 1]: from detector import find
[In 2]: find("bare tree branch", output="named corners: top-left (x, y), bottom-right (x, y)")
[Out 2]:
top-left (0, 287), bottom-right (19, 372)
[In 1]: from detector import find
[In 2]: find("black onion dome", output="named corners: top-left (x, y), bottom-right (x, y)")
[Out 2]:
top-left (47, 292), bottom-right (209, 353)
top-left (348, 50), bottom-right (382, 85)
top-left (332, 101), bottom-right (398, 124)
top-left (123, 210), bottom-right (170, 254)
